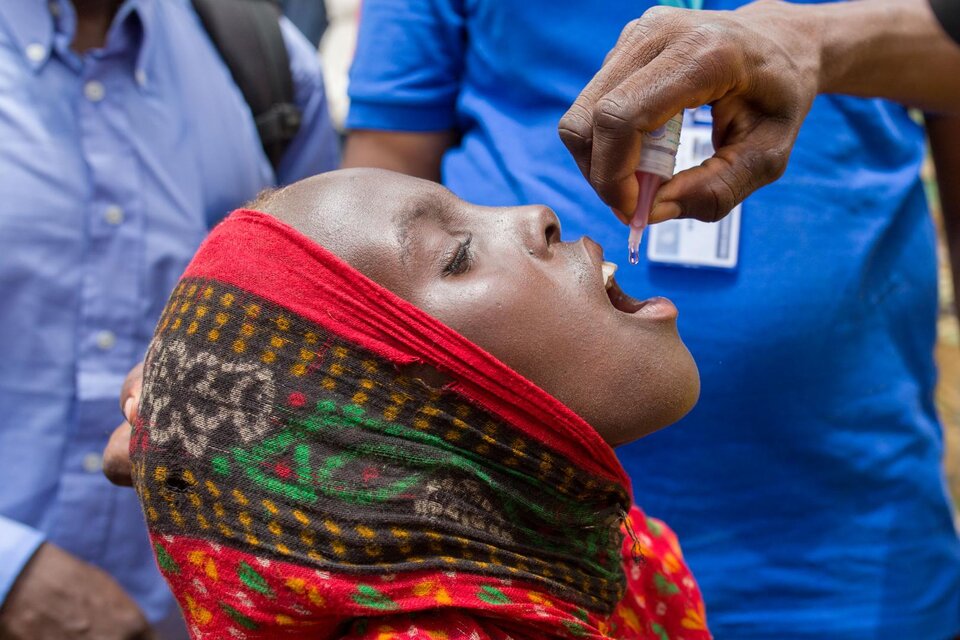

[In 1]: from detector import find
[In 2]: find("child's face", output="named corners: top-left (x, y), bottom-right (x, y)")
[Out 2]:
top-left (262, 169), bottom-right (699, 445)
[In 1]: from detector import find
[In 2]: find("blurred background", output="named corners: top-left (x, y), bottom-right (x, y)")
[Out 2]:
top-left (927, 156), bottom-right (960, 513)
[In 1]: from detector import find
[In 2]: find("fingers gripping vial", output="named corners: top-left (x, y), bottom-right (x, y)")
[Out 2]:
top-left (628, 112), bottom-right (683, 265)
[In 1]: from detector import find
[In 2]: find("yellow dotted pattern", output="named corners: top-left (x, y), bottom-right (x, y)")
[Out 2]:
top-left (160, 282), bottom-right (333, 385)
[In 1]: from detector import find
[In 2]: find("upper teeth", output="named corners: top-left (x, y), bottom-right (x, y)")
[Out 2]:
top-left (602, 261), bottom-right (618, 289)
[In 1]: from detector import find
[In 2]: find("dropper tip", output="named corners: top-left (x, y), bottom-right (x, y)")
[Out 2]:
top-left (627, 226), bottom-right (645, 265)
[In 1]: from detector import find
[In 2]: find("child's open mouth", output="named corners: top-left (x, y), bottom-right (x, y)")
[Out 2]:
top-left (600, 259), bottom-right (677, 319)
top-left (602, 260), bottom-right (646, 312)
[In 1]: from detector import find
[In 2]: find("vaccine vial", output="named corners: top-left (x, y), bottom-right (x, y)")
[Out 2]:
top-left (628, 112), bottom-right (683, 264)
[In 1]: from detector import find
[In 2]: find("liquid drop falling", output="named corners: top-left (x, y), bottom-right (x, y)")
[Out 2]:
top-left (627, 227), bottom-right (643, 265)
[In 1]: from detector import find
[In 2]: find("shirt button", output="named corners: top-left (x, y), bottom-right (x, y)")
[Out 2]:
top-left (82, 452), bottom-right (103, 474)
top-left (25, 43), bottom-right (46, 63)
top-left (49, 1), bottom-right (61, 17)
top-left (84, 80), bottom-right (105, 102)
top-left (135, 69), bottom-right (148, 87)
top-left (95, 330), bottom-right (116, 350)
top-left (104, 205), bottom-right (124, 225)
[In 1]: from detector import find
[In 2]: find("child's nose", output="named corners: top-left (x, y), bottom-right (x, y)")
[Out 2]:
top-left (512, 205), bottom-right (561, 257)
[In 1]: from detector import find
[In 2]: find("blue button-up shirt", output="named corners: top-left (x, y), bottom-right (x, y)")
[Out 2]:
top-left (0, 0), bottom-right (338, 624)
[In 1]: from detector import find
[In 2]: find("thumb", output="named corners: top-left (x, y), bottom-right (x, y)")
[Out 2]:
top-left (120, 361), bottom-right (144, 424)
top-left (650, 122), bottom-right (792, 224)
top-left (103, 422), bottom-right (134, 487)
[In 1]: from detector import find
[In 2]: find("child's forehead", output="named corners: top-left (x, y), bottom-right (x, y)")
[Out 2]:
top-left (274, 169), bottom-right (455, 219)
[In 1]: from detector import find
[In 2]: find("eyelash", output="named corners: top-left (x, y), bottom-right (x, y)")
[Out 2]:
top-left (442, 234), bottom-right (473, 277)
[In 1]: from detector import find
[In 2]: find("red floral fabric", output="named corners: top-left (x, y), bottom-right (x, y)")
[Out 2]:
top-left (151, 508), bottom-right (708, 639)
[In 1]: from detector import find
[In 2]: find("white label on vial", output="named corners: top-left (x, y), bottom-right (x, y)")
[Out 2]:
top-left (641, 112), bottom-right (683, 155)
top-left (637, 112), bottom-right (684, 179)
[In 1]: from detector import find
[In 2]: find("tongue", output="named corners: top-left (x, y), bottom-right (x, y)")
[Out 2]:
top-left (607, 281), bottom-right (648, 313)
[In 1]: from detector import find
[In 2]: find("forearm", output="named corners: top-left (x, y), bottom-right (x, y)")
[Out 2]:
top-left (0, 516), bottom-right (44, 606)
top-left (342, 130), bottom-right (455, 182)
top-left (927, 114), bottom-right (960, 309)
top-left (803, 0), bottom-right (960, 113)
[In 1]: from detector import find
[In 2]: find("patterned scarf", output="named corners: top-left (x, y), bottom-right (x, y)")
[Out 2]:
top-left (131, 210), bottom-right (710, 639)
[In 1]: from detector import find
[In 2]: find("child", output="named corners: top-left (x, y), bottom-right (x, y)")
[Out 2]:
top-left (129, 169), bottom-right (708, 639)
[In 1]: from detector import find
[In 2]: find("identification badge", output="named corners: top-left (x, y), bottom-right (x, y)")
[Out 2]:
top-left (647, 107), bottom-right (742, 270)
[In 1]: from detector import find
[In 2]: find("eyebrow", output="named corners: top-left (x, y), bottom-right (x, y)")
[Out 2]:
top-left (393, 191), bottom-right (448, 266)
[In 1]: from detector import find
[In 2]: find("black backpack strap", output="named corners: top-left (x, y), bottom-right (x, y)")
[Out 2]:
top-left (192, 0), bottom-right (302, 172)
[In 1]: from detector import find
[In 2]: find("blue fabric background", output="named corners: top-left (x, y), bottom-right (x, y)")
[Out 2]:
top-left (347, 0), bottom-right (960, 637)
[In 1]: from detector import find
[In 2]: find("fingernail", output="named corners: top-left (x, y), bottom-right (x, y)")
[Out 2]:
top-left (124, 397), bottom-right (136, 422)
top-left (649, 202), bottom-right (681, 224)
top-left (612, 207), bottom-right (628, 224)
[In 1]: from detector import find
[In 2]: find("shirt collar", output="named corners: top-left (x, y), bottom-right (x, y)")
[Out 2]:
top-left (0, 1), bottom-right (56, 71)
top-left (0, 0), bottom-right (157, 84)
top-left (102, 0), bottom-right (158, 89)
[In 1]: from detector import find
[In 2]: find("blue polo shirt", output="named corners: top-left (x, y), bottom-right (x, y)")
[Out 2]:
top-left (346, 0), bottom-right (960, 638)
